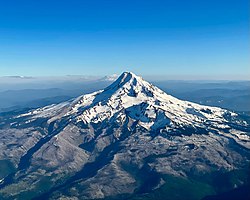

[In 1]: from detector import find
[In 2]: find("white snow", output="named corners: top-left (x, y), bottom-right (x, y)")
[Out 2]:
top-left (56, 72), bottom-right (232, 131)
top-left (13, 71), bottom-right (249, 149)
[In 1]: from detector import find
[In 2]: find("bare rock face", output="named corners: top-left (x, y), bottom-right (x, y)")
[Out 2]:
top-left (0, 72), bottom-right (249, 200)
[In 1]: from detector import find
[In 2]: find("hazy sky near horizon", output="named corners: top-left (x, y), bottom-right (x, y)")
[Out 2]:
top-left (0, 0), bottom-right (249, 79)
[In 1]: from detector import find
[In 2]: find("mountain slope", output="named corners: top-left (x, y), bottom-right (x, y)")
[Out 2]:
top-left (0, 72), bottom-right (249, 200)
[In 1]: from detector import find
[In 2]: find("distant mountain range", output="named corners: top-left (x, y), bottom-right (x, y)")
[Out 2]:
top-left (0, 72), bottom-right (249, 200)
top-left (0, 76), bottom-right (249, 112)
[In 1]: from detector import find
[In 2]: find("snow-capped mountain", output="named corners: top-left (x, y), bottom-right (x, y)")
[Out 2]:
top-left (0, 72), bottom-right (249, 200)
top-left (99, 73), bottom-right (119, 81)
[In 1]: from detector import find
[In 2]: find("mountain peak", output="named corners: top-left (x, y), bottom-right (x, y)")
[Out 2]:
top-left (115, 71), bottom-right (141, 84)
top-left (105, 71), bottom-right (146, 91)
top-left (120, 71), bottom-right (137, 78)
top-left (100, 74), bottom-right (119, 82)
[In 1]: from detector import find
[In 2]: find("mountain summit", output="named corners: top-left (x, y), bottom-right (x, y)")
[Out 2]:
top-left (0, 72), bottom-right (249, 200)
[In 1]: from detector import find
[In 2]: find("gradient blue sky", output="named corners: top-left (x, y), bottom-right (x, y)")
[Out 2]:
top-left (0, 0), bottom-right (249, 79)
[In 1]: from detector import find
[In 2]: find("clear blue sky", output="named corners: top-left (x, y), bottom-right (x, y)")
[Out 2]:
top-left (0, 0), bottom-right (249, 79)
